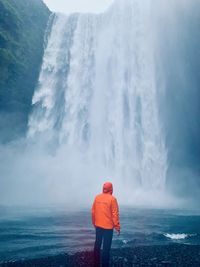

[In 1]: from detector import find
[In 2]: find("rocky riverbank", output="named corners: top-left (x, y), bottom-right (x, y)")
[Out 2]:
top-left (1, 244), bottom-right (200, 267)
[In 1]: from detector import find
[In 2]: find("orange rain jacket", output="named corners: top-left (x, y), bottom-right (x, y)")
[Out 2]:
top-left (91, 182), bottom-right (120, 232)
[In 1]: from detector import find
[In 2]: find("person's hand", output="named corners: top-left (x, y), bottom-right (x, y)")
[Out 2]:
top-left (117, 229), bottom-right (120, 236)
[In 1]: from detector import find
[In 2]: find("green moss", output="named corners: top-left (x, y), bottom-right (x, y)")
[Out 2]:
top-left (0, 0), bottom-right (51, 141)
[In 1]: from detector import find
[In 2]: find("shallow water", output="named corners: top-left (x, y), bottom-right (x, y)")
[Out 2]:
top-left (0, 207), bottom-right (200, 262)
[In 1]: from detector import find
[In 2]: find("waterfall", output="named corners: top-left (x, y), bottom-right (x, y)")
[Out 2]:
top-left (28, 0), bottom-right (167, 194)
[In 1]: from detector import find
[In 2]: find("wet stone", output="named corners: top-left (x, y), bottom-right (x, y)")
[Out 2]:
top-left (0, 245), bottom-right (200, 267)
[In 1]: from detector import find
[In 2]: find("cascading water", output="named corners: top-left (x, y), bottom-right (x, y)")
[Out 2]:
top-left (28, 0), bottom-right (167, 200)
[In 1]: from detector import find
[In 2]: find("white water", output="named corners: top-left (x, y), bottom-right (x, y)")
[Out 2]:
top-left (164, 233), bottom-right (196, 240)
top-left (28, 0), bottom-right (167, 202)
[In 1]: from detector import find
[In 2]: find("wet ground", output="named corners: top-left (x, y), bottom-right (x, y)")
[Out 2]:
top-left (1, 245), bottom-right (200, 267)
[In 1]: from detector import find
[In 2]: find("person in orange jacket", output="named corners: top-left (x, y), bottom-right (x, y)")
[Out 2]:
top-left (91, 182), bottom-right (120, 267)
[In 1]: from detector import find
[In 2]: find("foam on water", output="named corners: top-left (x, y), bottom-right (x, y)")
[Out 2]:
top-left (164, 233), bottom-right (196, 240)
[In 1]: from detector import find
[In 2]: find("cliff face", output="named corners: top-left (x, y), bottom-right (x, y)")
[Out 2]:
top-left (0, 0), bottom-right (51, 142)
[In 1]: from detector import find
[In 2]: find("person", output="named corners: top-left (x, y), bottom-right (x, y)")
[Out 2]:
top-left (91, 182), bottom-right (120, 267)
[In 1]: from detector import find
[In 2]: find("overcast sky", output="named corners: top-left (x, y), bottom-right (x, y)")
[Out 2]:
top-left (43, 0), bottom-right (113, 14)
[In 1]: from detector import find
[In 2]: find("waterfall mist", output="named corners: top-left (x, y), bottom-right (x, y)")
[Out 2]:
top-left (0, 0), bottom-right (200, 208)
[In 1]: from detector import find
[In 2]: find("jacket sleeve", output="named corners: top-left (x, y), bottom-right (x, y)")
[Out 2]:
top-left (91, 199), bottom-right (95, 227)
top-left (111, 197), bottom-right (120, 232)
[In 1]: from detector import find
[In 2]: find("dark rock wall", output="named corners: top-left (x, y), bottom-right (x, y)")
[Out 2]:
top-left (0, 0), bottom-right (51, 141)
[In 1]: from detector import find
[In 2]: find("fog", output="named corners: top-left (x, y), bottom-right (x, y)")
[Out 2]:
top-left (0, 0), bottom-right (200, 209)
top-left (0, 140), bottom-right (100, 207)
top-left (155, 0), bottom-right (200, 206)
top-left (0, 139), bottom-right (183, 208)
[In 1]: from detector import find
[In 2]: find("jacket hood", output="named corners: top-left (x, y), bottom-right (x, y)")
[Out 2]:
top-left (103, 182), bottom-right (113, 194)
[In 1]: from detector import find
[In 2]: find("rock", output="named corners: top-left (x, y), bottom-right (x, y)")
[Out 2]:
top-left (1, 244), bottom-right (200, 267)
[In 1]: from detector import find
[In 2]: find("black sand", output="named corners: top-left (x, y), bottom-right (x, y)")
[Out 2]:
top-left (1, 244), bottom-right (200, 267)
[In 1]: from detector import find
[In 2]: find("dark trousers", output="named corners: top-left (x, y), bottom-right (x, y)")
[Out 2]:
top-left (94, 227), bottom-right (113, 267)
